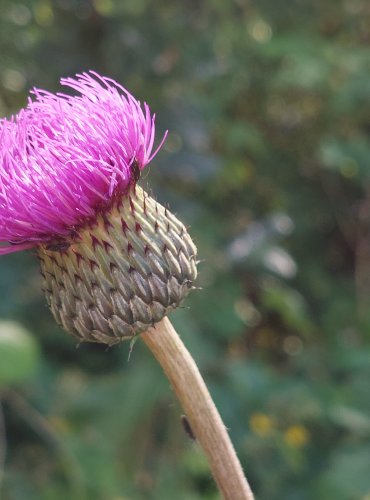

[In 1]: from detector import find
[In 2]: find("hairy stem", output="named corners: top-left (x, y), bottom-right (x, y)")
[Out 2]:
top-left (141, 317), bottom-right (254, 500)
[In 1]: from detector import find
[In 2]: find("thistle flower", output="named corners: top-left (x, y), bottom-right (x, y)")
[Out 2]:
top-left (0, 72), bottom-right (197, 345)
top-left (0, 73), bottom-right (253, 498)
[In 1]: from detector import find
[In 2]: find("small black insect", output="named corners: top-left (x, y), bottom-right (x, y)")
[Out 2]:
top-left (131, 160), bottom-right (141, 183)
top-left (45, 240), bottom-right (71, 252)
top-left (181, 414), bottom-right (196, 441)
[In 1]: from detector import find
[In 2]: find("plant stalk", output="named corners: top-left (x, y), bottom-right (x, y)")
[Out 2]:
top-left (141, 317), bottom-right (254, 500)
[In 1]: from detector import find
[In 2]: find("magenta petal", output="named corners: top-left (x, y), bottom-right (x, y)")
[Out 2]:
top-left (0, 242), bottom-right (37, 255)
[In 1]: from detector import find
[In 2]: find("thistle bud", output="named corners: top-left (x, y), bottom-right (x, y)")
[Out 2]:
top-left (38, 185), bottom-right (197, 345)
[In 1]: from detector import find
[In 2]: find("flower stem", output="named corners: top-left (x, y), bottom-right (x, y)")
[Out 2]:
top-left (141, 317), bottom-right (254, 500)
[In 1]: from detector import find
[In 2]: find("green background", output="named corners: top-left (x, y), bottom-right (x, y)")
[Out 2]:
top-left (1, 0), bottom-right (370, 498)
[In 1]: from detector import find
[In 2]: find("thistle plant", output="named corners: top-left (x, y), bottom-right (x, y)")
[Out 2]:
top-left (0, 73), bottom-right (254, 499)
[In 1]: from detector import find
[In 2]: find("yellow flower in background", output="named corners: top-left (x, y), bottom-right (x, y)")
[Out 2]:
top-left (284, 425), bottom-right (310, 448)
top-left (249, 412), bottom-right (275, 437)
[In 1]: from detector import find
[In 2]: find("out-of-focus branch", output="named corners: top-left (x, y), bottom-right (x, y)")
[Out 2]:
top-left (3, 389), bottom-right (86, 500)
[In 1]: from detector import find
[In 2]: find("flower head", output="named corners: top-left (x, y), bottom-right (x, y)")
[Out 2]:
top-left (0, 72), bottom-right (196, 345)
top-left (0, 72), bottom-right (166, 255)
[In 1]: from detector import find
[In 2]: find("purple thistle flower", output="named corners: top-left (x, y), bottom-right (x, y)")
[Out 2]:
top-left (0, 74), bottom-right (249, 500)
top-left (0, 71), bottom-right (167, 255)
top-left (0, 71), bottom-right (196, 345)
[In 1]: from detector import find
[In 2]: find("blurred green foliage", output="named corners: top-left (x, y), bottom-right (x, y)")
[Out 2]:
top-left (0, 321), bottom-right (39, 384)
top-left (1, 0), bottom-right (370, 498)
